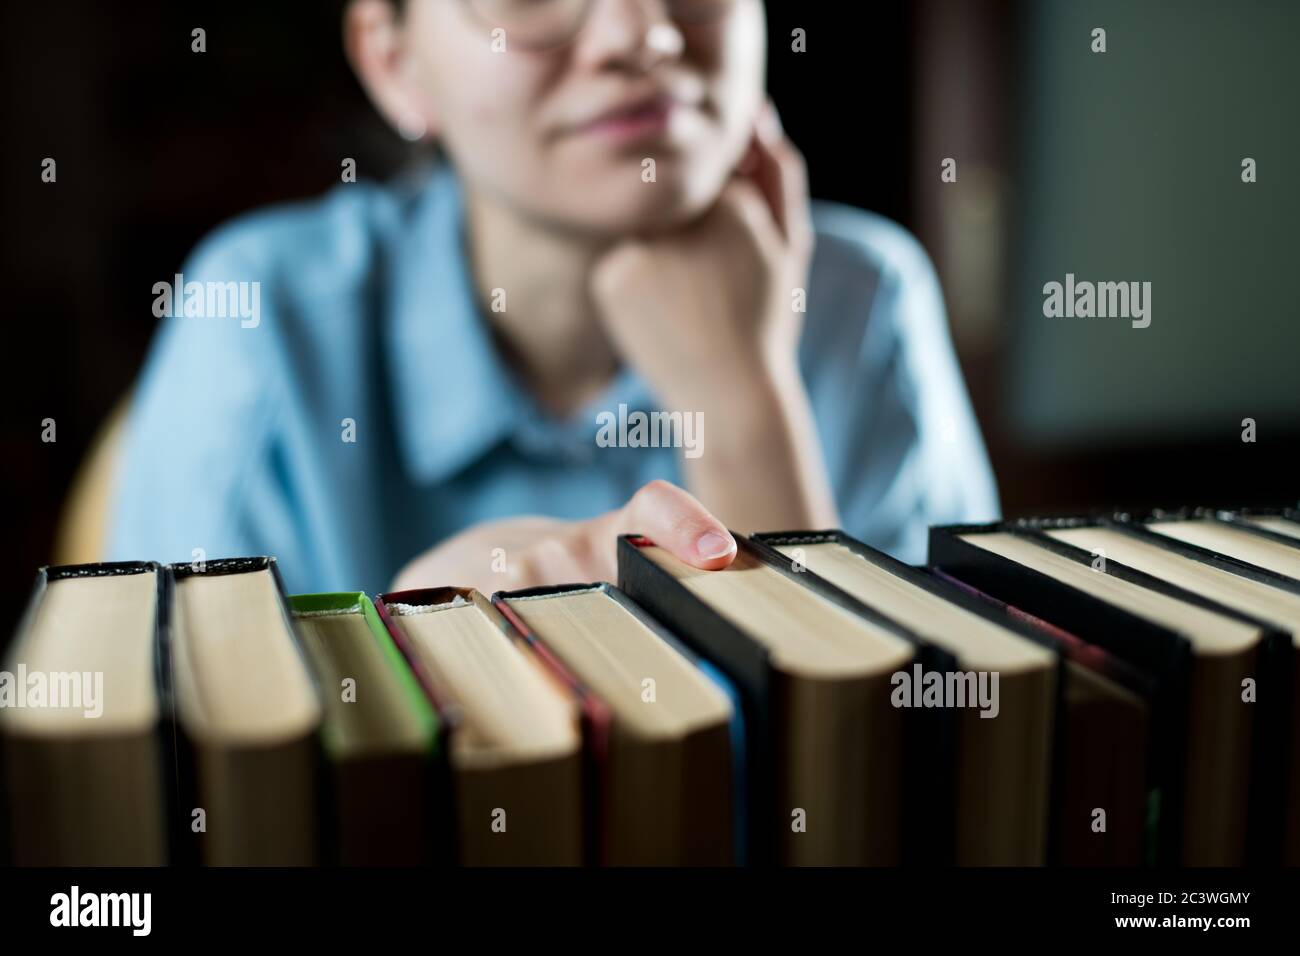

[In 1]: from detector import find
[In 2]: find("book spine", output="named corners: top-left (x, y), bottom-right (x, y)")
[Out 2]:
top-left (602, 582), bottom-right (746, 866)
top-left (372, 591), bottom-right (459, 865)
top-left (1245, 629), bottom-right (1296, 866)
top-left (492, 595), bottom-right (611, 867)
top-left (153, 564), bottom-right (186, 867)
top-left (167, 557), bottom-right (324, 866)
top-left (616, 534), bottom-right (776, 866)
top-left (746, 533), bottom-right (964, 864)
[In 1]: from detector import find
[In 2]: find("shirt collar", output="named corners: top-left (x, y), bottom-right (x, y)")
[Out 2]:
top-left (385, 165), bottom-right (530, 485)
top-left (384, 164), bottom-right (663, 485)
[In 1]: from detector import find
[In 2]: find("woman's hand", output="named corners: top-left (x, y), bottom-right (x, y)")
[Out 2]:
top-left (390, 479), bottom-right (736, 595)
top-left (587, 101), bottom-right (839, 533)
top-left (589, 101), bottom-right (814, 413)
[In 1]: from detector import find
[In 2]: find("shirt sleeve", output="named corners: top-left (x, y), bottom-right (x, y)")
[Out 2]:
top-left (105, 233), bottom-right (292, 572)
top-left (811, 212), bottom-right (1000, 564)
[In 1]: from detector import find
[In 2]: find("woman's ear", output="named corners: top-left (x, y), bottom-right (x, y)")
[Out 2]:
top-left (343, 0), bottom-right (437, 141)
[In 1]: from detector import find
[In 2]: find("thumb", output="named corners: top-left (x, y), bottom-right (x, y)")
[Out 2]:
top-left (592, 479), bottom-right (738, 572)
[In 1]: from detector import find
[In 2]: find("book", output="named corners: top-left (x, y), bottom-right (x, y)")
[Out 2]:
top-left (618, 532), bottom-right (942, 866)
top-left (753, 530), bottom-right (1139, 866)
top-left (375, 587), bottom-right (586, 865)
top-left (6, 504), bottom-right (1300, 869)
top-left (1139, 510), bottom-right (1300, 579)
top-left (169, 557), bottom-right (323, 865)
top-left (494, 582), bottom-right (738, 865)
top-left (1209, 505), bottom-right (1300, 543)
top-left (929, 523), bottom-right (1286, 865)
top-left (1033, 516), bottom-right (1300, 864)
top-left (289, 592), bottom-right (439, 865)
top-left (932, 567), bottom-right (1155, 865)
top-left (1, 562), bottom-right (171, 865)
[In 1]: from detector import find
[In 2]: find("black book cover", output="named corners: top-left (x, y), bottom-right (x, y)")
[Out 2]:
top-left (929, 522), bottom-right (1192, 864)
top-left (931, 521), bottom-right (1290, 865)
top-left (1045, 513), bottom-right (1299, 865)
top-left (1138, 505), bottom-right (1300, 555)
top-left (752, 530), bottom-right (1091, 864)
top-left (1212, 504), bottom-right (1300, 538)
top-left (617, 532), bottom-right (956, 865)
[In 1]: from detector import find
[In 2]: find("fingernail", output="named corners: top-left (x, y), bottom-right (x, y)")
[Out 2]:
top-left (696, 531), bottom-right (736, 561)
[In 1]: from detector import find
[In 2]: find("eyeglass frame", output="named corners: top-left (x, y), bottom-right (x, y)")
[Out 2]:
top-left (458, 0), bottom-right (737, 53)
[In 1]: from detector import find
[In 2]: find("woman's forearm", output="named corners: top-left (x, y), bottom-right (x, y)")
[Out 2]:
top-left (681, 354), bottom-right (840, 533)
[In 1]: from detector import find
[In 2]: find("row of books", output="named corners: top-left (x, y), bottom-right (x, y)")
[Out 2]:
top-left (2, 507), bottom-right (1298, 866)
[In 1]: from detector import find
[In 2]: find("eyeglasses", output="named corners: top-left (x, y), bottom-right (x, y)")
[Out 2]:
top-left (461, 0), bottom-right (735, 52)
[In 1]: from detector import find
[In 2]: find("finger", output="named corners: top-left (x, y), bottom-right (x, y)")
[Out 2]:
top-left (736, 136), bottom-right (761, 177)
top-left (746, 101), bottom-right (814, 255)
top-left (588, 479), bottom-right (738, 572)
top-left (626, 479), bottom-right (738, 568)
top-left (392, 516), bottom-right (562, 594)
top-left (506, 534), bottom-right (593, 591)
top-left (720, 177), bottom-right (783, 254)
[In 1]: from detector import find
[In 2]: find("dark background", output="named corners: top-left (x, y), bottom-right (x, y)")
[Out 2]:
top-left (2, 0), bottom-right (1296, 634)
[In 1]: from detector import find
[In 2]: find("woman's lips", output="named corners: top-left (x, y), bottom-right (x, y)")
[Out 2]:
top-left (573, 96), bottom-right (675, 145)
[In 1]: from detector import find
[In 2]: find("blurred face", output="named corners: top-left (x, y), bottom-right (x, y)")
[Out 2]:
top-left (378, 0), bottom-right (766, 235)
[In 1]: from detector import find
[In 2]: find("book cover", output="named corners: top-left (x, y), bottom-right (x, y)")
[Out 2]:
top-left (493, 580), bottom-right (744, 865)
top-left (930, 521), bottom-right (1287, 865)
top-left (375, 586), bottom-right (596, 865)
top-left (618, 532), bottom-right (956, 865)
top-left (168, 556), bottom-right (324, 866)
top-left (2, 561), bottom-right (172, 866)
top-left (289, 591), bottom-right (439, 865)
top-left (1017, 513), bottom-right (1299, 865)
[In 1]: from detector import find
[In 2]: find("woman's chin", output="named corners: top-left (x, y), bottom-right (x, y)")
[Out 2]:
top-left (540, 177), bottom-right (722, 238)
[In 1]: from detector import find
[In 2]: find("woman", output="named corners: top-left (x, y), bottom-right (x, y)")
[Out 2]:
top-left (108, 0), bottom-right (997, 595)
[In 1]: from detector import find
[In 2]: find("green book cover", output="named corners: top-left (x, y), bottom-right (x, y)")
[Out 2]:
top-left (288, 591), bottom-right (438, 761)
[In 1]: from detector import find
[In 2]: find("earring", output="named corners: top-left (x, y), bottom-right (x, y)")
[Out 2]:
top-left (399, 116), bottom-right (428, 142)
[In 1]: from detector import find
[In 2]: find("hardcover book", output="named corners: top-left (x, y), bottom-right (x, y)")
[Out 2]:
top-left (752, 530), bottom-right (1139, 866)
top-left (618, 532), bottom-right (952, 865)
top-left (1215, 505), bottom-right (1300, 543)
top-left (290, 592), bottom-right (439, 865)
top-left (375, 587), bottom-right (587, 865)
top-left (5, 505), bottom-right (1299, 869)
top-left (929, 523), bottom-right (1287, 865)
top-left (169, 557), bottom-right (323, 866)
top-left (1030, 515), bottom-right (1299, 864)
top-left (1, 561), bottom-right (171, 865)
top-left (494, 582), bottom-right (740, 865)
top-left (1137, 509), bottom-right (1300, 580)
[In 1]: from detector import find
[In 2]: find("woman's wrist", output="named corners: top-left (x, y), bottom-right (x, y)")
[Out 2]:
top-left (659, 333), bottom-right (802, 413)
top-left (677, 340), bottom-right (839, 531)
top-left (703, 367), bottom-right (802, 457)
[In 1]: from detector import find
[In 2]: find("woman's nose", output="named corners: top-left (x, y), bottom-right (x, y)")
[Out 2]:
top-left (575, 0), bottom-right (687, 71)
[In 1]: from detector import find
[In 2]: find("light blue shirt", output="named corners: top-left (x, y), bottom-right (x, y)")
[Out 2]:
top-left (108, 164), bottom-right (999, 595)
